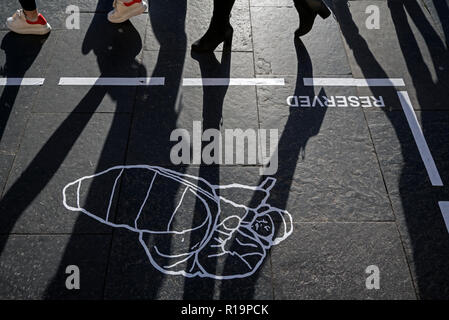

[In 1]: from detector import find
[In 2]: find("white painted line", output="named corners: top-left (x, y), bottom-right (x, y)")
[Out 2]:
top-left (182, 78), bottom-right (285, 86)
top-left (58, 77), bottom-right (165, 86)
top-left (398, 91), bottom-right (443, 186)
top-left (438, 202), bottom-right (449, 233)
top-left (0, 78), bottom-right (45, 86)
top-left (303, 78), bottom-right (405, 87)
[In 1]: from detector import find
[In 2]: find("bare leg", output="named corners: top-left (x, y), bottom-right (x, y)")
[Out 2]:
top-left (23, 9), bottom-right (38, 21)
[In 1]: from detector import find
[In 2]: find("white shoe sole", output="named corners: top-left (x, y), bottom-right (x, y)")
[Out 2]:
top-left (6, 21), bottom-right (51, 35)
top-left (108, 2), bottom-right (148, 24)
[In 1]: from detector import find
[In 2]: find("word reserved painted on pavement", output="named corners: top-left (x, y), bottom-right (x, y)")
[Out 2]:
top-left (287, 95), bottom-right (385, 108)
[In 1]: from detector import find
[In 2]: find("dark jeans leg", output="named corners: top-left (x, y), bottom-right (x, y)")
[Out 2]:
top-left (19, 0), bottom-right (37, 11)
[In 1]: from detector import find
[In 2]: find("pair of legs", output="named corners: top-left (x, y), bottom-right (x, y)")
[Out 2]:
top-left (7, 0), bottom-right (148, 35)
top-left (192, 0), bottom-right (331, 52)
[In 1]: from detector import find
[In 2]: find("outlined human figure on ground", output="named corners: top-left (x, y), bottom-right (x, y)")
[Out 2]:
top-left (62, 165), bottom-right (293, 279)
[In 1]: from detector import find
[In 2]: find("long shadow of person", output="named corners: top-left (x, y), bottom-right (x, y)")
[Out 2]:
top-left (389, 0), bottom-right (449, 109)
top-left (0, 8), bottom-right (146, 298)
top-left (0, 12), bottom-right (141, 254)
top-left (430, 0), bottom-right (449, 46)
top-left (71, 0), bottom-right (188, 299)
top-left (219, 38), bottom-right (328, 299)
top-left (40, 12), bottom-right (146, 298)
top-left (0, 32), bottom-right (49, 151)
top-left (0, 0), bottom-right (189, 300)
top-left (389, 0), bottom-right (449, 299)
top-left (335, 0), bottom-right (449, 298)
top-left (182, 50), bottom-right (231, 299)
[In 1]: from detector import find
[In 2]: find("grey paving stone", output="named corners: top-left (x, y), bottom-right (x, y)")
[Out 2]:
top-left (144, 0), bottom-right (252, 52)
top-left (0, 235), bottom-right (110, 299)
top-left (271, 222), bottom-right (416, 299)
top-left (365, 110), bottom-right (449, 185)
top-left (251, 6), bottom-right (351, 76)
top-left (334, 0), bottom-right (449, 111)
top-left (127, 51), bottom-right (259, 165)
top-left (387, 192), bottom-right (449, 299)
top-left (0, 154), bottom-right (13, 195)
top-left (0, 112), bottom-right (130, 234)
top-left (258, 80), bottom-right (392, 221)
top-left (106, 166), bottom-right (276, 299)
top-left (381, 163), bottom-right (436, 198)
top-left (33, 14), bottom-right (148, 113)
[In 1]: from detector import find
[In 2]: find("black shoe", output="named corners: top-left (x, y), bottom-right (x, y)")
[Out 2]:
top-left (294, 0), bottom-right (331, 37)
top-left (191, 24), bottom-right (234, 53)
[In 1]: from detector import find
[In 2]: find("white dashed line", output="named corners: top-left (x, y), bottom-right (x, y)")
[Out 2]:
top-left (58, 77), bottom-right (165, 86)
top-left (182, 78), bottom-right (285, 86)
top-left (303, 77), bottom-right (405, 87)
top-left (0, 78), bottom-right (45, 86)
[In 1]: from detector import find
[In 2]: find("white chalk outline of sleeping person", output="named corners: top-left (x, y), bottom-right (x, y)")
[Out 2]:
top-left (63, 165), bottom-right (293, 279)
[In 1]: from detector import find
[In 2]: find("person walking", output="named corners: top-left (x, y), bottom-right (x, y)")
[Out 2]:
top-left (192, 0), bottom-right (331, 53)
top-left (6, 0), bottom-right (148, 35)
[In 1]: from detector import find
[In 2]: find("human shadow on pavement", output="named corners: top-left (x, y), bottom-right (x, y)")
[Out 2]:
top-left (0, 11), bottom-right (142, 255)
top-left (40, 12), bottom-right (146, 298)
top-left (0, 8), bottom-right (146, 297)
top-left (430, 0), bottom-right (449, 47)
top-left (182, 50), bottom-right (231, 299)
top-left (87, 0), bottom-right (189, 299)
top-left (335, 0), bottom-right (449, 299)
top-left (218, 38), bottom-right (328, 299)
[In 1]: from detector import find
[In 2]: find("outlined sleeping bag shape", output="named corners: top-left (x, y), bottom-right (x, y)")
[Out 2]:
top-left (62, 165), bottom-right (293, 280)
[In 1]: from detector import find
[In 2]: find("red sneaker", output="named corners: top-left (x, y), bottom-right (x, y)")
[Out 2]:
top-left (6, 10), bottom-right (51, 35)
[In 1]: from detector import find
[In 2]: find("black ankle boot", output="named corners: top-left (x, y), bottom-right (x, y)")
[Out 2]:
top-left (294, 0), bottom-right (331, 37)
top-left (191, 20), bottom-right (234, 53)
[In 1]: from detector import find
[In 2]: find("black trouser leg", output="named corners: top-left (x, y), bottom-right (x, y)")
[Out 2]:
top-left (19, 0), bottom-right (37, 11)
top-left (211, 0), bottom-right (236, 27)
top-left (191, 0), bottom-right (236, 52)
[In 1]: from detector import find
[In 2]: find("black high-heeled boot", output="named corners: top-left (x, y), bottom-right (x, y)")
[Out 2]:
top-left (192, 0), bottom-right (236, 53)
top-left (294, 0), bottom-right (331, 37)
top-left (191, 20), bottom-right (234, 53)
